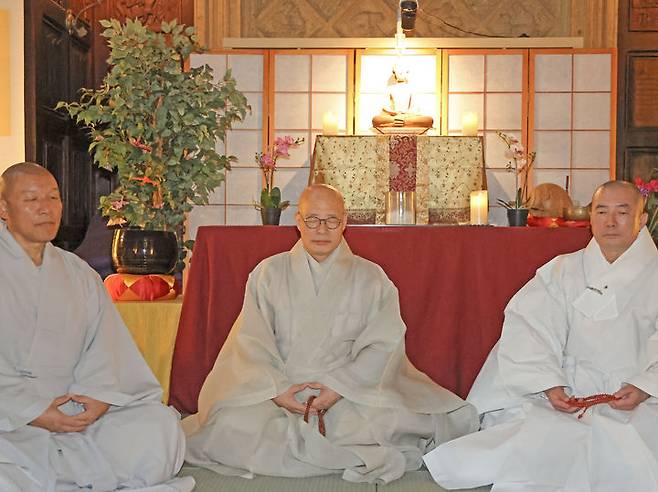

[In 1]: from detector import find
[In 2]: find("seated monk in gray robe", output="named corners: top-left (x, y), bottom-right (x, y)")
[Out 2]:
top-left (0, 163), bottom-right (193, 492)
top-left (183, 184), bottom-right (477, 483)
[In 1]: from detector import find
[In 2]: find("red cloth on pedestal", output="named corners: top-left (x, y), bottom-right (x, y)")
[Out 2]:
top-left (104, 274), bottom-right (180, 301)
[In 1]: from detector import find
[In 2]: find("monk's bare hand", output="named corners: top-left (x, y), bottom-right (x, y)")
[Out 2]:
top-left (70, 395), bottom-right (110, 426)
top-left (307, 383), bottom-right (342, 412)
top-left (610, 384), bottom-right (649, 411)
top-left (545, 386), bottom-right (579, 413)
top-left (272, 383), bottom-right (308, 414)
top-left (30, 394), bottom-right (89, 433)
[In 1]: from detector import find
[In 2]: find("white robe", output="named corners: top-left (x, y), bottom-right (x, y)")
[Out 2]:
top-left (0, 222), bottom-right (194, 492)
top-left (424, 228), bottom-right (658, 492)
top-left (183, 239), bottom-right (477, 483)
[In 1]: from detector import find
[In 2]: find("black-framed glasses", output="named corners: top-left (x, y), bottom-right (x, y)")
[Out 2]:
top-left (303, 216), bottom-right (342, 230)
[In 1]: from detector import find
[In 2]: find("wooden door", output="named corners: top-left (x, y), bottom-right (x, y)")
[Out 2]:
top-left (617, 0), bottom-right (658, 181)
top-left (25, 0), bottom-right (97, 250)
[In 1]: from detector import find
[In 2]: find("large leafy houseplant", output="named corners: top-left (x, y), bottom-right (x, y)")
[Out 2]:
top-left (57, 18), bottom-right (248, 258)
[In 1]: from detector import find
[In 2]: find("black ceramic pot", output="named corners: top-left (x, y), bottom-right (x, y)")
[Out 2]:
top-left (507, 208), bottom-right (529, 227)
top-left (261, 207), bottom-right (282, 225)
top-left (111, 229), bottom-right (178, 274)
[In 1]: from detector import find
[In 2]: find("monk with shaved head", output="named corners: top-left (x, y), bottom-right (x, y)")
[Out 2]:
top-left (183, 183), bottom-right (477, 483)
top-left (425, 180), bottom-right (658, 491)
top-left (0, 163), bottom-right (192, 491)
top-left (0, 162), bottom-right (61, 265)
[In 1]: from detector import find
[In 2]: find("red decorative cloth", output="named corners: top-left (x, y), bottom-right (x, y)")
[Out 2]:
top-left (389, 135), bottom-right (417, 192)
top-left (527, 215), bottom-right (560, 228)
top-left (528, 215), bottom-right (591, 229)
top-left (169, 226), bottom-right (591, 414)
top-left (104, 274), bottom-right (180, 301)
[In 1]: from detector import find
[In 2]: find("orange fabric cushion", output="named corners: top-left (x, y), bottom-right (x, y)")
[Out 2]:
top-left (104, 274), bottom-right (180, 301)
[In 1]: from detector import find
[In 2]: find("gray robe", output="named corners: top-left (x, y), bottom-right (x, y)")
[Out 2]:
top-left (183, 239), bottom-right (477, 483)
top-left (0, 222), bottom-right (194, 492)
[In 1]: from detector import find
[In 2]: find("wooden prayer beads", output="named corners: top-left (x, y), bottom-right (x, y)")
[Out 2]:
top-left (304, 396), bottom-right (327, 436)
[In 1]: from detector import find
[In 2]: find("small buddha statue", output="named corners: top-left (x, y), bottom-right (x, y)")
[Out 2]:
top-left (372, 63), bottom-right (433, 130)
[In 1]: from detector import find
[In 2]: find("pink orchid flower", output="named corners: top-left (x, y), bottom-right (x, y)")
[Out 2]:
top-left (276, 136), bottom-right (295, 146)
top-left (275, 144), bottom-right (290, 158)
top-left (259, 154), bottom-right (275, 169)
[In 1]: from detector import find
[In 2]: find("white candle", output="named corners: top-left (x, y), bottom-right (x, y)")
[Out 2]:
top-left (322, 111), bottom-right (338, 135)
top-left (470, 190), bottom-right (488, 225)
top-left (462, 112), bottom-right (478, 136)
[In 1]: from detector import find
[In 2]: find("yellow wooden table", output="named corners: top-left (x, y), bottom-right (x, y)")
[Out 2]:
top-left (114, 298), bottom-right (182, 403)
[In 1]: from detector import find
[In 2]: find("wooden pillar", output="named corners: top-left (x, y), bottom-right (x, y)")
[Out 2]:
top-left (194, 0), bottom-right (240, 50)
top-left (571, 0), bottom-right (618, 48)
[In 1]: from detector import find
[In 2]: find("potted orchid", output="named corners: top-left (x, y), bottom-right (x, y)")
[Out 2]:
top-left (254, 135), bottom-right (304, 225)
top-left (635, 173), bottom-right (658, 244)
top-left (495, 131), bottom-right (536, 226)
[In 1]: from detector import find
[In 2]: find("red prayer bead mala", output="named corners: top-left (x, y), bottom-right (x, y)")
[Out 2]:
top-left (567, 393), bottom-right (620, 419)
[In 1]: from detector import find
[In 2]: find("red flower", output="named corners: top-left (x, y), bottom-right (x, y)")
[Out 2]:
top-left (635, 177), bottom-right (658, 197)
top-left (130, 176), bottom-right (159, 186)
top-left (129, 137), bottom-right (152, 153)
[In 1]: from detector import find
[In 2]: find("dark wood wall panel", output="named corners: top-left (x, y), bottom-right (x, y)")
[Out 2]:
top-left (91, 0), bottom-right (195, 87)
top-left (629, 54), bottom-right (658, 128)
top-left (110, 0), bottom-right (190, 29)
top-left (630, 0), bottom-right (658, 30)
top-left (617, 0), bottom-right (658, 181)
top-left (626, 147), bottom-right (658, 179)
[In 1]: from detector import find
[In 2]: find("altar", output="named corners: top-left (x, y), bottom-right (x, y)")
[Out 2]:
top-left (310, 135), bottom-right (485, 224)
top-left (169, 225), bottom-right (591, 414)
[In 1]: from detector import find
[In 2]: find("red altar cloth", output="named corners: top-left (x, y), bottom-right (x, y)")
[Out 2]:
top-left (170, 225), bottom-right (591, 414)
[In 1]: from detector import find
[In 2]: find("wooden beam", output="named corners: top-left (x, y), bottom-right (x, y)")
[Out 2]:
top-left (223, 37), bottom-right (584, 50)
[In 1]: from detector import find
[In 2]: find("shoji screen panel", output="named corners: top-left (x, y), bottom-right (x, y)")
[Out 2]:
top-left (443, 50), bottom-right (528, 225)
top-left (356, 49), bottom-right (441, 135)
top-left (188, 50), bottom-right (268, 233)
top-left (271, 50), bottom-right (354, 225)
top-left (529, 49), bottom-right (616, 207)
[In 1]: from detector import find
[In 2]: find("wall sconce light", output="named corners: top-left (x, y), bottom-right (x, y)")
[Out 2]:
top-left (65, 0), bottom-right (104, 38)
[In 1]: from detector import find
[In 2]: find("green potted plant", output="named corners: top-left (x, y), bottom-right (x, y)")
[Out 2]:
top-left (495, 131), bottom-right (536, 227)
top-left (254, 135), bottom-right (304, 225)
top-left (57, 18), bottom-right (248, 273)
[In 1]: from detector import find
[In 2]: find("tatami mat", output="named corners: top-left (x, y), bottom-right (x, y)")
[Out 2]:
top-left (178, 466), bottom-right (492, 491)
